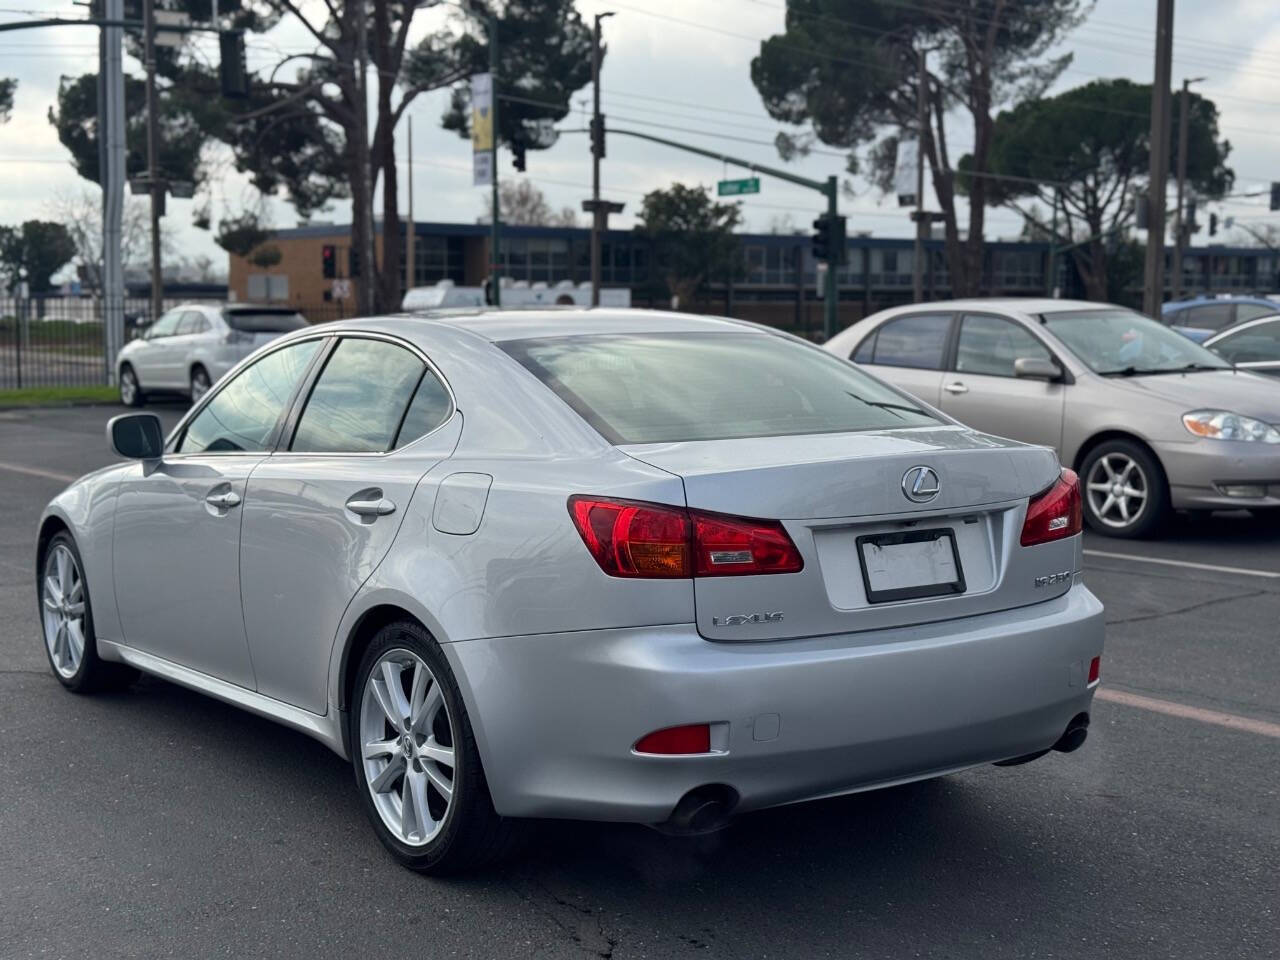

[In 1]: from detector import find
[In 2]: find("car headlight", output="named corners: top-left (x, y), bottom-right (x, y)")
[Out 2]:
top-left (1182, 410), bottom-right (1280, 443)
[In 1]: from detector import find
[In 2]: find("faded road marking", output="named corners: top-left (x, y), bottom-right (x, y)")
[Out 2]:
top-left (1084, 549), bottom-right (1280, 580)
top-left (1096, 688), bottom-right (1280, 739)
top-left (0, 461), bottom-right (77, 484)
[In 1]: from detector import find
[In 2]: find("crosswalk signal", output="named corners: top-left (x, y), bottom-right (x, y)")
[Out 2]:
top-left (590, 114), bottom-right (605, 159)
top-left (348, 246), bottom-right (361, 278)
top-left (812, 214), bottom-right (847, 264)
top-left (321, 244), bottom-right (336, 279)
top-left (1271, 182), bottom-right (1280, 212)
top-left (219, 30), bottom-right (248, 99)
top-left (812, 215), bottom-right (830, 262)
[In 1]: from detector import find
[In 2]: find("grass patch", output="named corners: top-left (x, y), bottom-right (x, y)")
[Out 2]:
top-left (0, 386), bottom-right (118, 409)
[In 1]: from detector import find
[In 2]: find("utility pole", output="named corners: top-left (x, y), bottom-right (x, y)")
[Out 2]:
top-left (406, 114), bottom-right (415, 292)
top-left (913, 47), bottom-right (927, 304)
top-left (102, 0), bottom-right (126, 382)
top-left (1142, 0), bottom-right (1175, 317)
top-left (489, 9), bottom-right (500, 307)
top-left (1171, 76), bottom-right (1204, 302)
top-left (589, 11), bottom-right (614, 306)
top-left (143, 0), bottom-right (162, 321)
top-left (355, 0), bottom-right (375, 315)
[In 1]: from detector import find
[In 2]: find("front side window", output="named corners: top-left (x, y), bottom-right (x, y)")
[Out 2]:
top-left (1212, 320), bottom-right (1280, 364)
top-left (175, 311), bottom-right (206, 335)
top-left (178, 339), bottom-right (320, 453)
top-left (1043, 309), bottom-right (1230, 376)
top-left (503, 331), bottom-right (939, 445)
top-left (146, 310), bottom-right (183, 339)
top-left (1235, 304), bottom-right (1278, 323)
top-left (955, 314), bottom-right (1052, 377)
top-left (291, 338), bottom-right (424, 453)
top-left (867, 313), bottom-right (952, 370)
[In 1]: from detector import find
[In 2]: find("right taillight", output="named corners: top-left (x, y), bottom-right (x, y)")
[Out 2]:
top-left (1020, 468), bottom-right (1082, 547)
top-left (567, 496), bottom-right (803, 579)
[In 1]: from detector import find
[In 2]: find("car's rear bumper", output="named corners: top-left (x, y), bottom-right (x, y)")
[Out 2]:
top-left (445, 582), bottom-right (1104, 823)
top-left (1155, 438), bottom-right (1280, 510)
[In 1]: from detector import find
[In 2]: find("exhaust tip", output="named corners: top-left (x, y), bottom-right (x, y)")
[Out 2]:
top-left (654, 784), bottom-right (738, 836)
top-left (1052, 712), bottom-right (1091, 753)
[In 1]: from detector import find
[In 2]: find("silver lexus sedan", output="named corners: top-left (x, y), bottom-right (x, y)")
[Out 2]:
top-left (826, 299), bottom-right (1280, 538)
top-left (37, 310), bottom-right (1103, 873)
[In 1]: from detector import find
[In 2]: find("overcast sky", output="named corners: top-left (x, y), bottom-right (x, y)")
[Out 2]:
top-left (2, 0), bottom-right (1280, 274)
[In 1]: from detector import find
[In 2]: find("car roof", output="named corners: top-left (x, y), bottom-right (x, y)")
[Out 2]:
top-left (868, 298), bottom-right (1117, 320)
top-left (1164, 295), bottom-right (1279, 310)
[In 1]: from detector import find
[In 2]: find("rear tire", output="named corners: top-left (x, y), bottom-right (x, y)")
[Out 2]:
top-left (38, 532), bottom-right (138, 693)
top-left (118, 364), bottom-right (144, 408)
top-left (1079, 439), bottom-right (1168, 539)
top-left (349, 620), bottom-right (519, 874)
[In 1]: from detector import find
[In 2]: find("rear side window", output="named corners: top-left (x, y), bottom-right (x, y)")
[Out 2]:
top-left (394, 372), bottom-right (453, 448)
top-left (502, 332), bottom-right (939, 444)
top-left (291, 338), bottom-right (424, 453)
top-left (224, 309), bottom-right (308, 333)
top-left (1235, 304), bottom-right (1277, 323)
top-left (955, 314), bottom-right (1052, 377)
top-left (1212, 320), bottom-right (1280, 364)
top-left (1181, 303), bottom-right (1235, 331)
top-left (851, 331), bottom-right (876, 364)
top-left (866, 313), bottom-right (951, 369)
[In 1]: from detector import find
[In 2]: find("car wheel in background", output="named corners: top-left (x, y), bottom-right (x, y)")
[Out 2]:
top-left (118, 364), bottom-right (144, 407)
top-left (350, 620), bottom-right (519, 874)
top-left (1080, 439), bottom-right (1168, 539)
top-left (190, 365), bottom-right (211, 404)
top-left (38, 532), bottom-right (138, 693)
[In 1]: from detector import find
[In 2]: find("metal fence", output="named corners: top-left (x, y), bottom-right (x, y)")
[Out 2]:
top-left (0, 297), bottom-right (349, 390)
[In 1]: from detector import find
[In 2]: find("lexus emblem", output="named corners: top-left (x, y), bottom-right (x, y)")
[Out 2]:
top-left (901, 465), bottom-right (941, 503)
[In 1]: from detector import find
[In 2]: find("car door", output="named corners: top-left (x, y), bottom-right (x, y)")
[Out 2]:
top-left (1208, 317), bottom-right (1280, 377)
top-left (938, 312), bottom-right (1067, 450)
top-left (849, 311), bottom-right (953, 406)
top-left (111, 337), bottom-right (324, 688)
top-left (165, 311), bottom-right (207, 388)
top-left (238, 335), bottom-right (459, 714)
top-left (130, 308), bottom-right (184, 389)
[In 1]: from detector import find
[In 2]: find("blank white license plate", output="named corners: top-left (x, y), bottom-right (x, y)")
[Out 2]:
top-left (856, 529), bottom-right (966, 604)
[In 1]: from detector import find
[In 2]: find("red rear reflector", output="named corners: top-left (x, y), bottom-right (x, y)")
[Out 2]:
top-left (1088, 655), bottom-right (1101, 685)
top-left (568, 496), bottom-right (803, 579)
top-left (1021, 468), bottom-right (1083, 547)
top-left (634, 724), bottom-right (711, 755)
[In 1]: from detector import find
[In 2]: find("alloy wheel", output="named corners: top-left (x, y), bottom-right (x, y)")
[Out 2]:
top-left (42, 544), bottom-right (86, 679)
top-left (359, 649), bottom-right (457, 847)
top-left (119, 369), bottom-right (137, 406)
top-left (1085, 452), bottom-right (1149, 530)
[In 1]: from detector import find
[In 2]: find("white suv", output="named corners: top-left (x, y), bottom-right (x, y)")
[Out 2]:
top-left (116, 304), bottom-right (308, 406)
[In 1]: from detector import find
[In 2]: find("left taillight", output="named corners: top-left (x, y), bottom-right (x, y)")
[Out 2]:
top-left (567, 496), bottom-right (803, 579)
top-left (1020, 468), bottom-right (1082, 547)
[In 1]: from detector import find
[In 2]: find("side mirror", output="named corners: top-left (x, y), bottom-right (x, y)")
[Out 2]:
top-left (1013, 357), bottom-right (1063, 381)
top-left (107, 413), bottom-right (164, 461)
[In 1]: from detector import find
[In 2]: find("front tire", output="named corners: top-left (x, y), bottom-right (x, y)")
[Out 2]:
top-left (38, 532), bottom-right (137, 693)
top-left (118, 364), bottom-right (144, 407)
top-left (349, 620), bottom-right (517, 874)
top-left (1080, 439), bottom-right (1169, 538)
top-left (189, 364), bottom-right (211, 404)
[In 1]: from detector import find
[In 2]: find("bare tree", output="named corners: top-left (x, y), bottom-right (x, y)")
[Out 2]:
top-left (480, 180), bottom-right (577, 226)
top-left (45, 189), bottom-right (158, 294)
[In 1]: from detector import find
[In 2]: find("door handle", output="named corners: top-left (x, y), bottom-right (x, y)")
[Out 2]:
top-left (943, 381), bottom-right (969, 395)
top-left (205, 489), bottom-right (241, 509)
top-left (346, 494), bottom-right (396, 518)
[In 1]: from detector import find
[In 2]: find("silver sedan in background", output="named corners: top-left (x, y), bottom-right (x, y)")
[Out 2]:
top-left (39, 310), bottom-right (1102, 873)
top-left (827, 299), bottom-right (1280, 538)
top-left (116, 303), bottom-right (308, 406)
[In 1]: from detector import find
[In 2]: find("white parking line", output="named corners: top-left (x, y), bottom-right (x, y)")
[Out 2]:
top-left (1096, 688), bottom-right (1280, 739)
top-left (1083, 549), bottom-right (1280, 580)
top-left (0, 461), bottom-right (77, 484)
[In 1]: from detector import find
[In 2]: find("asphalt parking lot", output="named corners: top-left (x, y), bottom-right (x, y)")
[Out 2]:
top-left (1, 404), bottom-right (1277, 959)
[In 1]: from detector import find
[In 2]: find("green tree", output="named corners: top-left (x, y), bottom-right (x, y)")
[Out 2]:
top-left (0, 78), bottom-right (14, 123)
top-left (967, 79), bottom-right (1233, 300)
top-left (636, 184), bottom-right (742, 308)
top-left (750, 0), bottom-right (1088, 296)
top-left (0, 221), bottom-right (79, 294)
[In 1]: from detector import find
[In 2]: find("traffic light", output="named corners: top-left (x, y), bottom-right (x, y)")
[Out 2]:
top-left (512, 141), bottom-right (527, 173)
top-left (1209, 212), bottom-right (1219, 237)
top-left (1134, 190), bottom-right (1150, 230)
top-left (1271, 182), bottom-right (1280, 212)
top-left (590, 114), bottom-right (605, 159)
top-left (811, 214), bottom-right (848, 264)
top-left (219, 30), bottom-right (248, 99)
top-left (348, 246), bottom-right (361, 278)
top-left (321, 244), bottom-right (336, 279)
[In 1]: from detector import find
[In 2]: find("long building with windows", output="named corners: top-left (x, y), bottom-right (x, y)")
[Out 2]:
top-left (227, 220), bottom-right (1280, 336)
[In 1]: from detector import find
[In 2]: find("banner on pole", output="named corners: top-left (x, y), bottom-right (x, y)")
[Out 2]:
top-left (471, 72), bottom-right (494, 186)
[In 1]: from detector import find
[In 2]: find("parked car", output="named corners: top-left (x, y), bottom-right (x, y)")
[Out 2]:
top-left (39, 309), bottom-right (1102, 873)
top-left (116, 303), bottom-right (308, 406)
top-left (827, 299), bottom-right (1280, 538)
top-left (1204, 312), bottom-right (1280, 377)
top-left (1160, 295), bottom-right (1280, 342)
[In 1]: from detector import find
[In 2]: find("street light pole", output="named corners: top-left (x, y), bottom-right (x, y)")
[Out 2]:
top-left (913, 47), bottom-right (927, 304)
top-left (143, 0), bottom-right (162, 321)
top-left (489, 9), bottom-right (500, 307)
top-left (590, 11), bottom-right (613, 307)
top-left (1142, 0), bottom-right (1175, 317)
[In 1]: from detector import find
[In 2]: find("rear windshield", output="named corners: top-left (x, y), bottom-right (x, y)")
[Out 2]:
top-left (502, 332), bottom-right (941, 444)
top-left (223, 309), bottom-right (309, 333)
